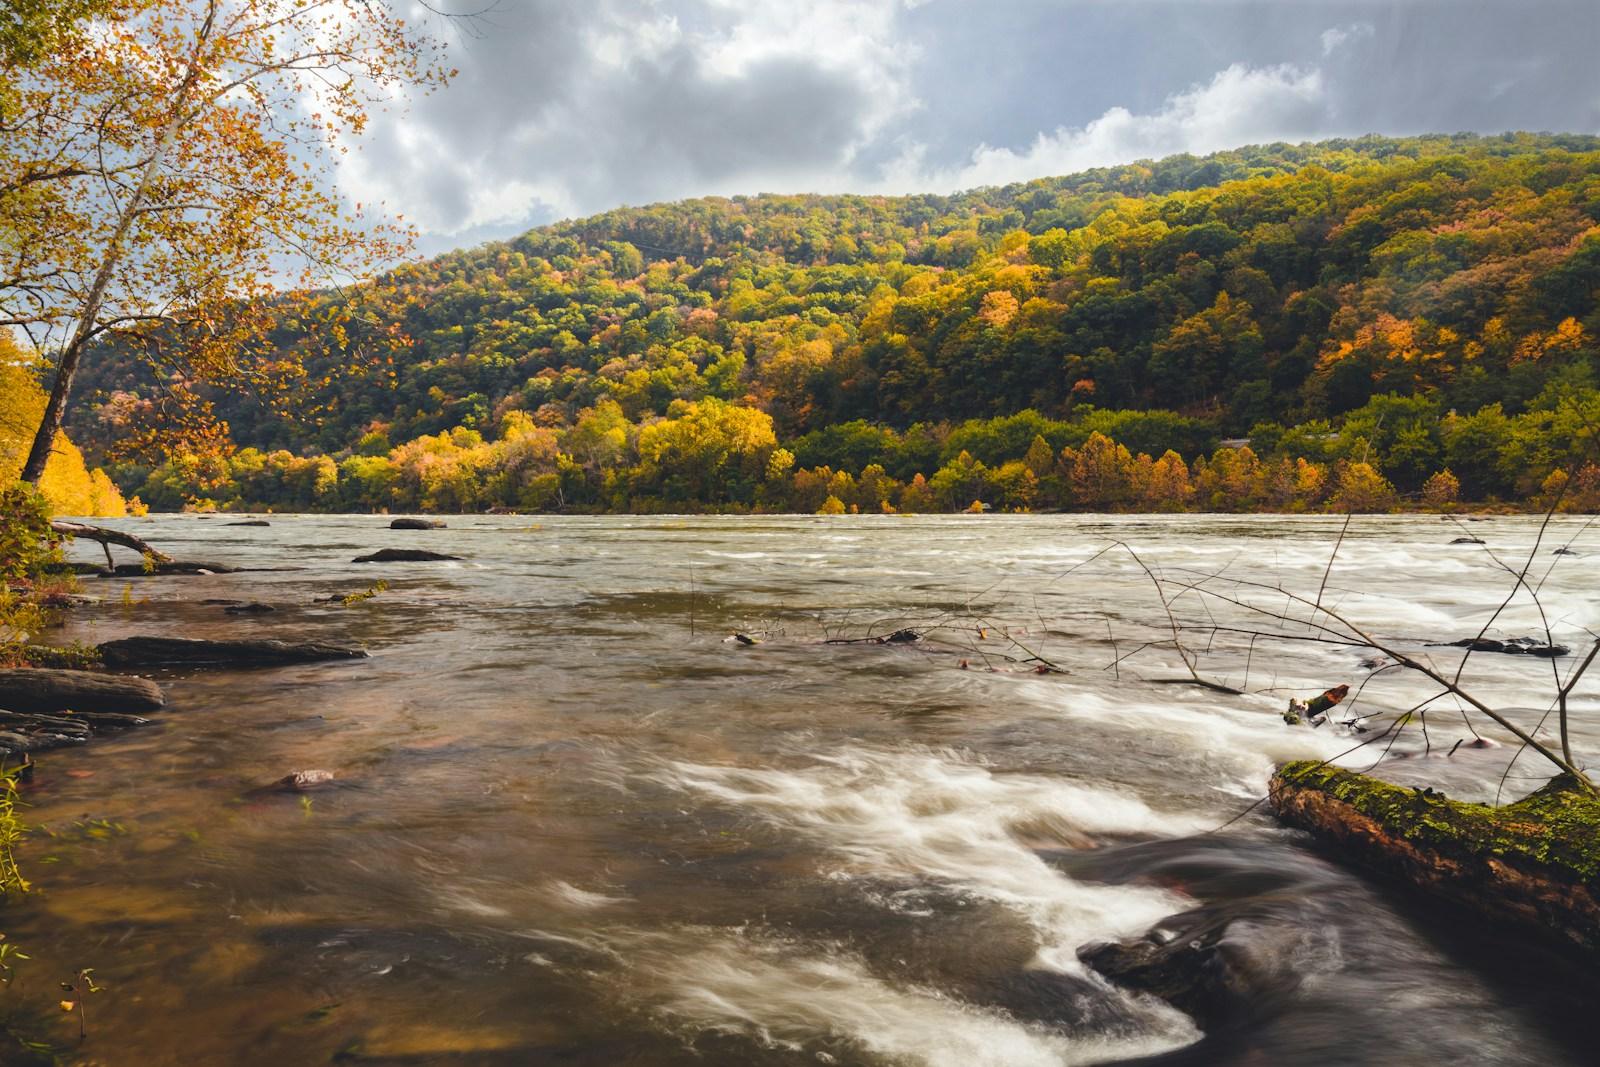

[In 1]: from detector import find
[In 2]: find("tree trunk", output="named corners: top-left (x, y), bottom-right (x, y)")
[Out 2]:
top-left (49, 519), bottom-right (172, 564)
top-left (18, 9), bottom-right (213, 484)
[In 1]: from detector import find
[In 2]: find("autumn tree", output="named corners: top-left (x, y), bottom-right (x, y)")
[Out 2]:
top-left (2, 0), bottom-right (453, 485)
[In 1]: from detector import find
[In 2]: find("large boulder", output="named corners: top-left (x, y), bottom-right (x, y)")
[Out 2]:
top-left (389, 517), bottom-right (447, 530)
top-left (0, 668), bottom-right (166, 714)
top-left (351, 548), bottom-right (460, 563)
top-left (97, 636), bottom-right (367, 668)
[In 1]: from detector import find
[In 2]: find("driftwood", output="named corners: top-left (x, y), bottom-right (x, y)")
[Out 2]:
top-left (50, 520), bottom-right (172, 567)
top-left (0, 668), bottom-right (166, 714)
top-left (97, 635), bottom-right (368, 668)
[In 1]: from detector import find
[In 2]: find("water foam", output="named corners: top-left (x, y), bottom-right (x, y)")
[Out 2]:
top-left (650, 748), bottom-right (1204, 972)
top-left (630, 930), bottom-right (1201, 1067)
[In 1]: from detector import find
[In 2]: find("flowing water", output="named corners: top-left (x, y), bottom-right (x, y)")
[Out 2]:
top-left (6, 514), bottom-right (1598, 1065)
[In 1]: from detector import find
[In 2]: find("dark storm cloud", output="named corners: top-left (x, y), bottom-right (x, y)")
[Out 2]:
top-left (339, 0), bottom-right (1600, 249)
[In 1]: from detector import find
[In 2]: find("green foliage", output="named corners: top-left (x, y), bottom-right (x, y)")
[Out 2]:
top-left (65, 133), bottom-right (1600, 513)
top-left (0, 485), bottom-right (58, 585)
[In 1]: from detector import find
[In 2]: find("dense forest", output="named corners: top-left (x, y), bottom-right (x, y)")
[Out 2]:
top-left (64, 133), bottom-right (1600, 513)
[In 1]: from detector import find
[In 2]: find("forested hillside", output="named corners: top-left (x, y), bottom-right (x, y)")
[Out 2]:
top-left (71, 133), bottom-right (1600, 512)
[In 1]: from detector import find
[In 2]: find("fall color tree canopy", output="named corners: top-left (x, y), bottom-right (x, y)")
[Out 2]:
top-left (15, 129), bottom-right (1600, 516)
top-left (1, 0), bottom-right (452, 486)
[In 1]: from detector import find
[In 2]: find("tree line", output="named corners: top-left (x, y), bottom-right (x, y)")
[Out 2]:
top-left (59, 133), bottom-right (1600, 513)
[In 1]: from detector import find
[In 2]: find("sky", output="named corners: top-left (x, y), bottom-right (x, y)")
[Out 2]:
top-left (338, 0), bottom-right (1600, 255)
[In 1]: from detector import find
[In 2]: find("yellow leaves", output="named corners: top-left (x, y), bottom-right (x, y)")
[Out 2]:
top-left (977, 290), bottom-right (1019, 329)
top-left (1512, 318), bottom-right (1584, 364)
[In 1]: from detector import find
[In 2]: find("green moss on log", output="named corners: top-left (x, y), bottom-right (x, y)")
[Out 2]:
top-left (1275, 760), bottom-right (1600, 883)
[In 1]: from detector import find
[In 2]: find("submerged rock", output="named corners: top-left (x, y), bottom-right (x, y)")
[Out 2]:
top-left (277, 769), bottom-right (336, 791)
top-left (1270, 761), bottom-right (1600, 957)
top-left (97, 636), bottom-right (367, 668)
top-left (225, 520), bottom-right (271, 527)
top-left (0, 667), bottom-right (166, 714)
top-left (389, 517), bottom-right (447, 530)
top-left (222, 602), bottom-right (276, 614)
top-left (1449, 536), bottom-right (1486, 545)
top-left (351, 548), bottom-right (461, 563)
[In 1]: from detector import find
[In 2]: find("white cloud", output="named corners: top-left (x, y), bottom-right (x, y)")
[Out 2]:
top-left (335, 0), bottom-right (922, 236)
top-left (1321, 21), bottom-right (1375, 57)
top-left (879, 61), bottom-right (1330, 193)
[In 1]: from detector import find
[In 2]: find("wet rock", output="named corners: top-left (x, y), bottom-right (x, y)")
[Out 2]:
top-left (882, 628), bottom-right (922, 643)
top-left (46, 561), bottom-right (113, 576)
top-left (351, 548), bottom-right (461, 563)
top-left (0, 728), bottom-right (85, 755)
top-left (1553, 547), bottom-right (1579, 556)
top-left (389, 517), bottom-right (447, 530)
top-left (225, 520), bottom-right (271, 527)
top-left (0, 707), bottom-right (153, 755)
top-left (0, 668), bottom-right (166, 714)
top-left (1449, 536), bottom-right (1486, 545)
top-left (222, 602), bottom-right (276, 614)
top-left (1432, 636), bottom-right (1569, 657)
top-left (1078, 905), bottom-right (1293, 1029)
top-left (277, 769), bottom-right (336, 791)
top-left (102, 560), bottom-right (238, 577)
top-left (97, 636), bottom-right (367, 668)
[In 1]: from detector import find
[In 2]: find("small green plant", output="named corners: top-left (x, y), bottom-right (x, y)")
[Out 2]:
top-left (341, 579), bottom-right (388, 606)
top-left (0, 934), bottom-right (30, 986)
top-left (59, 968), bottom-right (103, 1039)
top-left (0, 486), bottom-right (60, 586)
top-left (0, 484), bottom-right (77, 668)
top-left (0, 767), bottom-right (33, 993)
top-left (0, 769), bottom-right (30, 898)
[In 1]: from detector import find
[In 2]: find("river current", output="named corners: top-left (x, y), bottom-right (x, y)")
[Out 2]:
top-left (7, 513), bottom-right (1597, 1065)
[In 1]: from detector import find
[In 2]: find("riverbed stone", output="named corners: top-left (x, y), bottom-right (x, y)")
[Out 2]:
top-left (351, 548), bottom-right (460, 563)
top-left (0, 668), bottom-right (166, 714)
top-left (97, 636), bottom-right (367, 668)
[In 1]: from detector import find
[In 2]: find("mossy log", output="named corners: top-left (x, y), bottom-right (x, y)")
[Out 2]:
top-left (1270, 761), bottom-right (1600, 957)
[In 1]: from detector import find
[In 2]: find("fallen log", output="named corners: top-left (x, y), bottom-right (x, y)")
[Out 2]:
top-left (97, 635), bottom-right (368, 668)
top-left (0, 668), bottom-right (166, 714)
top-left (50, 520), bottom-right (172, 566)
top-left (1269, 761), bottom-right (1600, 957)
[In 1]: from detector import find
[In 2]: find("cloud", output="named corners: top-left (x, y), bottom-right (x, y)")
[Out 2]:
top-left (335, 0), bottom-right (921, 238)
top-left (879, 62), bottom-right (1329, 192)
top-left (325, 0), bottom-right (1600, 250)
top-left (1320, 21), bottom-right (1375, 57)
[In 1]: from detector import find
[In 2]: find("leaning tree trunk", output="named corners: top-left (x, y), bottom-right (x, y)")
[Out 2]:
top-left (18, 26), bottom-right (208, 485)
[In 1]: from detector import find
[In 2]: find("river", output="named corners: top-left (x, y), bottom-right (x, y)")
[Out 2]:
top-left (6, 513), bottom-right (1597, 1065)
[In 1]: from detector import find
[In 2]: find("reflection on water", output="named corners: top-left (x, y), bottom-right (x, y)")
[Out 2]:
top-left (4, 514), bottom-right (1597, 1065)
